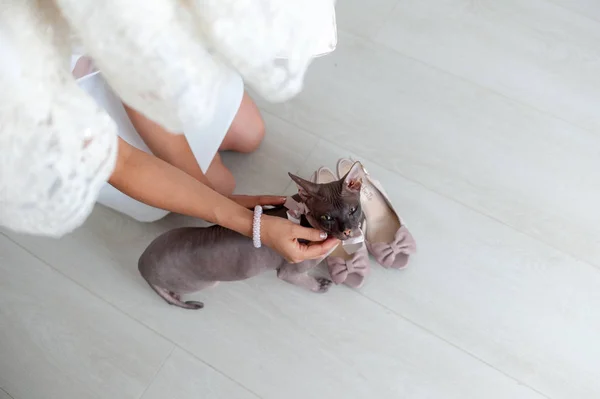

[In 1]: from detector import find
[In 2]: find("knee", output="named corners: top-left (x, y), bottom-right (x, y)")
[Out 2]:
top-left (237, 115), bottom-right (265, 154)
top-left (218, 173), bottom-right (236, 197)
top-left (223, 93), bottom-right (266, 153)
top-left (207, 154), bottom-right (236, 196)
top-left (212, 168), bottom-right (236, 197)
top-left (212, 173), bottom-right (236, 197)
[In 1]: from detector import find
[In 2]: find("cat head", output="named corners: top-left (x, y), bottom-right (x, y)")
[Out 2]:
top-left (288, 162), bottom-right (364, 241)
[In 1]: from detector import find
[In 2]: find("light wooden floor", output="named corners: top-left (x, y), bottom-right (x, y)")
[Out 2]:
top-left (2, 1), bottom-right (600, 398)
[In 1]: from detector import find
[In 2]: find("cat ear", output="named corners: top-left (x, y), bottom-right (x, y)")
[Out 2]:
top-left (342, 161), bottom-right (363, 193)
top-left (288, 173), bottom-right (321, 201)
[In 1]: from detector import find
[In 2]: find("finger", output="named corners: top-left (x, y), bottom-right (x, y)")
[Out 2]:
top-left (292, 225), bottom-right (329, 242)
top-left (299, 238), bottom-right (339, 260)
top-left (256, 196), bottom-right (287, 206)
top-left (228, 195), bottom-right (248, 208)
top-left (230, 195), bottom-right (287, 208)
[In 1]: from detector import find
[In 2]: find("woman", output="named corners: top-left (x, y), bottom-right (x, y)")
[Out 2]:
top-left (1, 0), bottom-right (339, 263)
top-left (72, 57), bottom-right (337, 264)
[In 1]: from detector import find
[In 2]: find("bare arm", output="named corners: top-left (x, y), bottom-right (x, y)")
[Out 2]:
top-left (109, 137), bottom-right (254, 236)
top-left (108, 138), bottom-right (338, 261)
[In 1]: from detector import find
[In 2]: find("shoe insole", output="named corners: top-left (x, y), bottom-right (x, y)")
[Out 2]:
top-left (338, 160), bottom-right (400, 245)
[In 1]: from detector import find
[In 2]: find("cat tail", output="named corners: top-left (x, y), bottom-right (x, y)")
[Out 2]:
top-left (148, 283), bottom-right (204, 310)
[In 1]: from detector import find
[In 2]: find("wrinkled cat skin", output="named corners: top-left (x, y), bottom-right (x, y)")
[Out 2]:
top-left (138, 164), bottom-right (364, 310)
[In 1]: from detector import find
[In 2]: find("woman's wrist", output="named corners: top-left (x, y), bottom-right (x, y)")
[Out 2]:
top-left (212, 198), bottom-right (255, 238)
top-left (213, 196), bottom-right (286, 240)
top-left (111, 138), bottom-right (254, 235)
top-left (109, 138), bottom-right (283, 242)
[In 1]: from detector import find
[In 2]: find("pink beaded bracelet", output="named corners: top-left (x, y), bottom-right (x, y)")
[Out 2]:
top-left (252, 205), bottom-right (263, 248)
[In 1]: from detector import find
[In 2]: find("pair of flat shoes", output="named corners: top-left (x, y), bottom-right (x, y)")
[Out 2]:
top-left (314, 159), bottom-right (416, 288)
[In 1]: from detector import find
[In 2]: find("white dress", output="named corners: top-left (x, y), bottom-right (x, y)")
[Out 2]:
top-left (72, 55), bottom-right (243, 222)
top-left (0, 0), bottom-right (337, 237)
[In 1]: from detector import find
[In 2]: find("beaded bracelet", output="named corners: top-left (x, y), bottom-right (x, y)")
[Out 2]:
top-left (252, 205), bottom-right (263, 248)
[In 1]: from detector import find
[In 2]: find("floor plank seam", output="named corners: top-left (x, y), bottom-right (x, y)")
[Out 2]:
top-left (3, 230), bottom-right (535, 397)
top-left (1, 4), bottom-right (598, 397)
top-left (257, 109), bottom-right (321, 196)
top-left (368, 0), bottom-right (403, 40)
top-left (3, 233), bottom-right (264, 399)
top-left (2, 147), bottom-right (597, 397)
top-left (339, 27), bottom-right (600, 137)
top-left (548, 1), bottom-right (600, 25)
top-left (169, 344), bottom-right (264, 399)
top-left (258, 108), bottom-right (321, 176)
top-left (354, 290), bottom-right (552, 399)
top-left (136, 346), bottom-right (176, 399)
top-left (0, 208), bottom-right (577, 399)
top-left (264, 121), bottom-right (600, 273)
top-left (0, 387), bottom-right (15, 399)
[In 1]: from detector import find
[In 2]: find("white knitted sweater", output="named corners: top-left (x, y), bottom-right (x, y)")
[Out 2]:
top-left (0, 0), bottom-right (336, 237)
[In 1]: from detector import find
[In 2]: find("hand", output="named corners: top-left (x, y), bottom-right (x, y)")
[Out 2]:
top-left (260, 215), bottom-right (340, 263)
top-left (230, 194), bottom-right (287, 209)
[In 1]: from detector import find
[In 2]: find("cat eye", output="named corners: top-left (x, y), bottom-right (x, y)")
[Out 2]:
top-left (349, 207), bottom-right (357, 215)
top-left (320, 214), bottom-right (333, 222)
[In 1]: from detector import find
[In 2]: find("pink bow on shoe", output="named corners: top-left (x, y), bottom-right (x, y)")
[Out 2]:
top-left (327, 247), bottom-right (370, 288)
top-left (366, 226), bottom-right (416, 269)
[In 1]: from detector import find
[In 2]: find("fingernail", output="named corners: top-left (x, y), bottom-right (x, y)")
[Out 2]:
top-left (320, 232), bottom-right (328, 239)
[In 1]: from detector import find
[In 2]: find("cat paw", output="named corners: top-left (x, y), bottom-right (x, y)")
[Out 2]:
top-left (314, 278), bottom-right (333, 293)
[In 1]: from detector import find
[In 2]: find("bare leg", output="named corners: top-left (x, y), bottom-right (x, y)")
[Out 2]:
top-left (123, 91), bottom-right (265, 196)
top-left (277, 262), bottom-right (332, 293)
top-left (220, 92), bottom-right (266, 153)
top-left (124, 104), bottom-right (235, 195)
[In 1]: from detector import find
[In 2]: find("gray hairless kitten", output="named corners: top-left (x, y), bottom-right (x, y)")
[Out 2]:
top-left (138, 163), bottom-right (364, 309)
